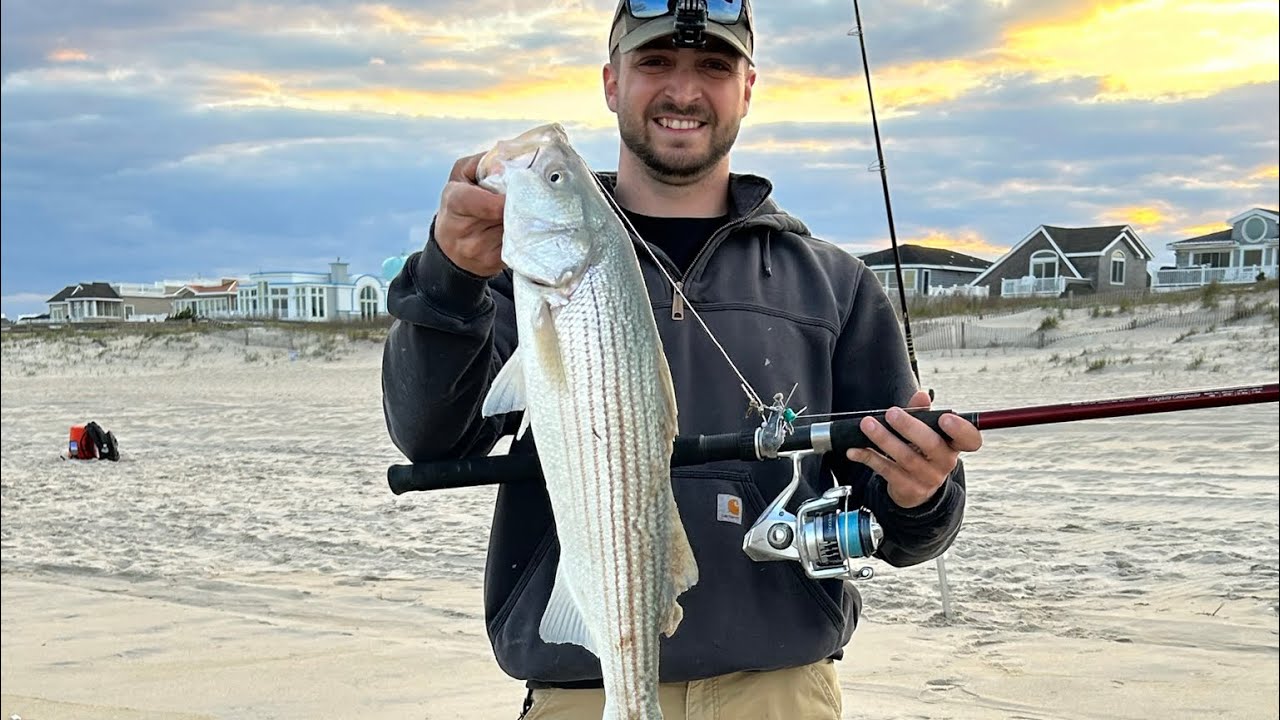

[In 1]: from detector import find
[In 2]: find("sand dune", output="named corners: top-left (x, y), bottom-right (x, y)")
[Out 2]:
top-left (3, 291), bottom-right (1277, 719)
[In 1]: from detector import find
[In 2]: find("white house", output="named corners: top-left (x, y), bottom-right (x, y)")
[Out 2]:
top-left (235, 261), bottom-right (387, 322)
top-left (171, 279), bottom-right (240, 318)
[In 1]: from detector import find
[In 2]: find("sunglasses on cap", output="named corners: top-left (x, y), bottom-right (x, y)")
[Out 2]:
top-left (624, 0), bottom-right (745, 25)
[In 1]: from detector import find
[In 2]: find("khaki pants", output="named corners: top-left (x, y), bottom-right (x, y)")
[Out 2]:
top-left (521, 660), bottom-right (842, 720)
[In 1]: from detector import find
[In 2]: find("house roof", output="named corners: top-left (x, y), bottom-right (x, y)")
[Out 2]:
top-left (1226, 207), bottom-right (1280, 225)
top-left (47, 282), bottom-right (122, 303)
top-left (175, 280), bottom-right (239, 297)
top-left (1169, 228), bottom-right (1234, 246)
top-left (859, 244), bottom-right (992, 271)
top-left (1041, 225), bottom-right (1131, 254)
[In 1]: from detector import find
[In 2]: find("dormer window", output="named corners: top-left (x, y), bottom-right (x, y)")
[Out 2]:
top-left (1242, 215), bottom-right (1267, 243)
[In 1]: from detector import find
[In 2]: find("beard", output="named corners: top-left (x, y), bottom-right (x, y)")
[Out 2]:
top-left (618, 101), bottom-right (741, 184)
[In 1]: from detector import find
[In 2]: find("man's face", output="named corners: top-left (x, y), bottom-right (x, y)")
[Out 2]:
top-left (604, 38), bottom-right (755, 185)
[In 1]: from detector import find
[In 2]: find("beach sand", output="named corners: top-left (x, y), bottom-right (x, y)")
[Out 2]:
top-left (3, 293), bottom-right (1278, 719)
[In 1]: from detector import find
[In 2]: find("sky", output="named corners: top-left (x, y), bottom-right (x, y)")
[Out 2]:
top-left (2, 0), bottom-right (1277, 319)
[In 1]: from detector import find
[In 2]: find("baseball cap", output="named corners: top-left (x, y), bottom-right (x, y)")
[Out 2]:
top-left (608, 0), bottom-right (754, 61)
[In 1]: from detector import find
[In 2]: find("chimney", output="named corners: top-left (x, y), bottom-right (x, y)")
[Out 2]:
top-left (329, 258), bottom-right (350, 283)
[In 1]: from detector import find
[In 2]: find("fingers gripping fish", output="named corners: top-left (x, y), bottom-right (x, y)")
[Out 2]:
top-left (476, 123), bottom-right (700, 720)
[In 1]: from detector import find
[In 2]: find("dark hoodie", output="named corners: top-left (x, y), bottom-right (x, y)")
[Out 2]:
top-left (381, 171), bottom-right (966, 686)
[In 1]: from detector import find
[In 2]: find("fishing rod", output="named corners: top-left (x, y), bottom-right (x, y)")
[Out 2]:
top-left (850, 0), bottom-right (920, 384)
top-left (387, 382), bottom-right (1278, 584)
top-left (386, 382), bottom-right (1280, 494)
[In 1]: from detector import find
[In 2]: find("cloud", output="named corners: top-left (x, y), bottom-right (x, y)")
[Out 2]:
top-left (1099, 204), bottom-right (1174, 231)
top-left (1251, 164), bottom-right (1279, 181)
top-left (207, 65), bottom-right (614, 126)
top-left (1, 0), bottom-right (1277, 321)
top-left (1002, 0), bottom-right (1280, 102)
top-left (47, 48), bottom-right (89, 62)
top-left (906, 229), bottom-right (1008, 260)
top-left (1, 291), bottom-right (56, 308)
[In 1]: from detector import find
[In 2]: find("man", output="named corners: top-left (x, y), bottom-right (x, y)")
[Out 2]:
top-left (381, 0), bottom-right (983, 717)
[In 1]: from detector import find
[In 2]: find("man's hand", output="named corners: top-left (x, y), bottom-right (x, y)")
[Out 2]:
top-left (435, 152), bottom-right (505, 277)
top-left (845, 389), bottom-right (983, 509)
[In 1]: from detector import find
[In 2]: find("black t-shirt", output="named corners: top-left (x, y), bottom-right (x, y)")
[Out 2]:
top-left (620, 210), bottom-right (729, 276)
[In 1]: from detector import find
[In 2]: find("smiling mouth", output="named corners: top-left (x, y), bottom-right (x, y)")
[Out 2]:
top-left (654, 117), bottom-right (706, 131)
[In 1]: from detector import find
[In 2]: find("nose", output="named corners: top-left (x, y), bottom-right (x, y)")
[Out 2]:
top-left (663, 64), bottom-right (703, 107)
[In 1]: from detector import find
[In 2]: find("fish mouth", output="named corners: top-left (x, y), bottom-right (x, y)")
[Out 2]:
top-left (477, 145), bottom-right (542, 191)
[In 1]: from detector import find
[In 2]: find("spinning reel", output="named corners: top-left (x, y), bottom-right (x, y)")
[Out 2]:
top-left (741, 394), bottom-right (884, 582)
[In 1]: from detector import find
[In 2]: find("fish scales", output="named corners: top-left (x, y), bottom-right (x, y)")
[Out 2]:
top-left (542, 267), bottom-right (671, 711)
top-left (477, 123), bottom-right (699, 720)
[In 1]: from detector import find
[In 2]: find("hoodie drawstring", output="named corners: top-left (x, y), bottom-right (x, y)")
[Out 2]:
top-left (760, 229), bottom-right (773, 277)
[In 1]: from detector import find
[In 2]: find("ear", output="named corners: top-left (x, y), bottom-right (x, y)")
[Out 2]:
top-left (742, 65), bottom-right (756, 117)
top-left (603, 62), bottom-right (620, 114)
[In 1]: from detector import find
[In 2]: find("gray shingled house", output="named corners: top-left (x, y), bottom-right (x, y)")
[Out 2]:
top-left (1152, 208), bottom-right (1278, 290)
top-left (970, 225), bottom-right (1155, 298)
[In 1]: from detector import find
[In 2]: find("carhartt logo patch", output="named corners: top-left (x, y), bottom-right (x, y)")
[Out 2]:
top-left (717, 494), bottom-right (742, 524)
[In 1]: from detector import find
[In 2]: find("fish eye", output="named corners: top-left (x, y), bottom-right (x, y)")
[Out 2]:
top-left (547, 168), bottom-right (566, 184)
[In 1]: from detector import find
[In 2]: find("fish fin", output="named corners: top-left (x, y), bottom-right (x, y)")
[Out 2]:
top-left (539, 560), bottom-right (598, 657)
top-left (515, 411), bottom-right (532, 441)
top-left (481, 348), bottom-right (526, 418)
top-left (653, 349), bottom-right (691, 639)
top-left (533, 299), bottom-right (567, 386)
top-left (660, 493), bottom-right (700, 638)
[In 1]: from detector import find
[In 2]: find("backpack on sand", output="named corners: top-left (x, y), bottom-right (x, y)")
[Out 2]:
top-left (68, 421), bottom-right (120, 461)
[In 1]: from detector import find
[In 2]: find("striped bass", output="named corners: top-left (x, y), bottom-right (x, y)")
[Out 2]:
top-left (476, 123), bottom-right (699, 719)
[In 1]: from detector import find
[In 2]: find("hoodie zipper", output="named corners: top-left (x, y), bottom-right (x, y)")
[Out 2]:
top-left (615, 180), bottom-right (772, 322)
top-left (669, 214), bottom-right (759, 321)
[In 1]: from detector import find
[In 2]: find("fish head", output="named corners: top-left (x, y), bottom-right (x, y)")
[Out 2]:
top-left (477, 123), bottom-right (602, 293)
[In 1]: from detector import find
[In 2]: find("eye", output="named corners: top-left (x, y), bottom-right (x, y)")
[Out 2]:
top-left (701, 59), bottom-right (734, 78)
top-left (548, 170), bottom-right (564, 184)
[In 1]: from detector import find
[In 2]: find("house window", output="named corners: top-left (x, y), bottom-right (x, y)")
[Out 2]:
top-left (872, 269), bottom-right (917, 292)
top-left (1110, 250), bottom-right (1126, 285)
top-left (1030, 250), bottom-right (1059, 278)
top-left (1242, 216), bottom-right (1267, 243)
top-left (240, 288), bottom-right (259, 316)
top-left (125, 305), bottom-right (135, 319)
top-left (1242, 249), bottom-right (1263, 268)
top-left (270, 287), bottom-right (289, 317)
top-left (309, 287), bottom-right (326, 319)
top-left (359, 286), bottom-right (379, 320)
top-left (1191, 251), bottom-right (1229, 268)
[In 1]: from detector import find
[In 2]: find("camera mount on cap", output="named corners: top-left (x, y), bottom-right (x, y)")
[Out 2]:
top-left (671, 0), bottom-right (709, 48)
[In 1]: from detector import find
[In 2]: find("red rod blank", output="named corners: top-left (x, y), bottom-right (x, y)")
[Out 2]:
top-left (975, 383), bottom-right (1280, 430)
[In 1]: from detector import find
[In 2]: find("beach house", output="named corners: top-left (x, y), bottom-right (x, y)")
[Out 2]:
top-left (234, 261), bottom-right (387, 322)
top-left (46, 282), bottom-right (127, 323)
top-left (171, 279), bottom-right (240, 318)
top-left (969, 225), bottom-right (1155, 299)
top-left (858, 244), bottom-right (992, 297)
top-left (1151, 208), bottom-right (1279, 291)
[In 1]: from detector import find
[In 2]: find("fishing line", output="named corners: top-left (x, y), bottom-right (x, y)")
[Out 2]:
top-left (591, 173), bottom-right (767, 414)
